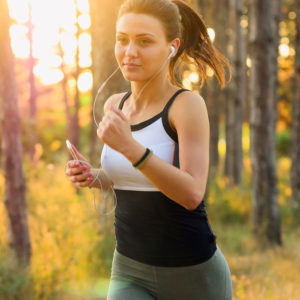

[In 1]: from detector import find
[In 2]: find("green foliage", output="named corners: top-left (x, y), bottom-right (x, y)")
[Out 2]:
top-left (0, 125), bottom-right (298, 299)
top-left (0, 254), bottom-right (33, 300)
top-left (276, 130), bottom-right (291, 157)
top-left (206, 166), bottom-right (252, 224)
top-left (0, 158), bottom-right (115, 300)
top-left (80, 95), bottom-right (92, 106)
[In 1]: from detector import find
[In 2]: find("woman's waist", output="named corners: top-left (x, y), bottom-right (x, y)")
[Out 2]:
top-left (115, 212), bottom-right (214, 242)
top-left (114, 217), bottom-right (217, 267)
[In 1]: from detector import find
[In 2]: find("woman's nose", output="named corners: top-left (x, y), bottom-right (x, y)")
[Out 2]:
top-left (125, 41), bottom-right (138, 57)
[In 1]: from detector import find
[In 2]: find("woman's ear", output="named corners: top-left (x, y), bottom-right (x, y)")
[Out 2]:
top-left (170, 38), bottom-right (181, 56)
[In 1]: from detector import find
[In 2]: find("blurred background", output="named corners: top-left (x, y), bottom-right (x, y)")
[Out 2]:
top-left (0, 0), bottom-right (300, 299)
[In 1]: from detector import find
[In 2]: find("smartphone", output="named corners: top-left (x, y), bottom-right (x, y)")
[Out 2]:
top-left (66, 140), bottom-right (79, 162)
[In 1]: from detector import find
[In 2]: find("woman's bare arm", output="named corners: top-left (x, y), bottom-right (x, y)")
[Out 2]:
top-left (119, 91), bottom-right (210, 211)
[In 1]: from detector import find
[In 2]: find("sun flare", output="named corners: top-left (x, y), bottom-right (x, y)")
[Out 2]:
top-left (7, 0), bottom-right (92, 91)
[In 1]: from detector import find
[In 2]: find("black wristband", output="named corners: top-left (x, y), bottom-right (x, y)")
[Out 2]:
top-left (133, 148), bottom-right (152, 169)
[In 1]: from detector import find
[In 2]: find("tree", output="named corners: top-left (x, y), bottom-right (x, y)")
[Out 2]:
top-left (225, 0), bottom-right (246, 185)
top-left (0, 0), bottom-right (31, 264)
top-left (69, 0), bottom-right (82, 151)
top-left (291, 0), bottom-right (300, 218)
top-left (27, 1), bottom-right (37, 162)
top-left (196, 0), bottom-right (222, 175)
top-left (248, 0), bottom-right (281, 245)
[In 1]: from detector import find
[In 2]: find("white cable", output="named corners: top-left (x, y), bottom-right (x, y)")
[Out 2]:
top-left (67, 49), bottom-right (172, 217)
top-left (64, 159), bottom-right (117, 216)
top-left (93, 66), bottom-right (120, 128)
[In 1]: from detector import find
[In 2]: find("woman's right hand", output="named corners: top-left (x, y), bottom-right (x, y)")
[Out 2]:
top-left (65, 143), bottom-right (94, 188)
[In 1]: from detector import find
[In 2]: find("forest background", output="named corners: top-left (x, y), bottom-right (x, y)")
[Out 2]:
top-left (0, 0), bottom-right (300, 299)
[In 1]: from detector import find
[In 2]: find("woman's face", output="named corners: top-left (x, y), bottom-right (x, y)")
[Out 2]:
top-left (115, 13), bottom-right (172, 82)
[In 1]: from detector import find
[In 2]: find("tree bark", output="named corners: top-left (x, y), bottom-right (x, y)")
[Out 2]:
top-left (291, 0), bottom-right (300, 217)
top-left (27, 1), bottom-right (37, 162)
top-left (212, 0), bottom-right (230, 176)
top-left (225, 0), bottom-right (245, 185)
top-left (0, 0), bottom-right (31, 265)
top-left (69, 2), bottom-right (81, 151)
top-left (196, 0), bottom-right (221, 176)
top-left (248, 0), bottom-right (281, 245)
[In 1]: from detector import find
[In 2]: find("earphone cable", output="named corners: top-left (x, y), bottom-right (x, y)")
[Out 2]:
top-left (66, 47), bottom-right (174, 216)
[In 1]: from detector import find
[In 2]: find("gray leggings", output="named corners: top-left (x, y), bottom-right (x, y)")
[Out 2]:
top-left (107, 245), bottom-right (232, 300)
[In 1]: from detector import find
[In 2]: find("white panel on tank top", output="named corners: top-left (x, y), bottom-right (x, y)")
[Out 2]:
top-left (100, 118), bottom-right (176, 191)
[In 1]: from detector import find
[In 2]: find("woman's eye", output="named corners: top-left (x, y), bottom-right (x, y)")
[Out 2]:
top-left (139, 39), bottom-right (151, 45)
top-left (116, 37), bottom-right (127, 44)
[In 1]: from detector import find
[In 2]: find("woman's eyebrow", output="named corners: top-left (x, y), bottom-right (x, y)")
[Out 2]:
top-left (116, 32), bottom-right (155, 37)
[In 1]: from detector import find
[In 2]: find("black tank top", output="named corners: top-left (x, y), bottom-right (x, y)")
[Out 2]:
top-left (101, 89), bottom-right (217, 267)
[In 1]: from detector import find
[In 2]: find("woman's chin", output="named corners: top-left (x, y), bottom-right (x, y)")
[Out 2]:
top-left (121, 72), bottom-right (144, 82)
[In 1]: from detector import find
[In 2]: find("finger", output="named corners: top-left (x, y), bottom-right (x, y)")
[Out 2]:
top-left (70, 160), bottom-right (80, 168)
top-left (110, 106), bottom-right (127, 121)
top-left (66, 161), bottom-right (73, 169)
top-left (82, 177), bottom-right (94, 187)
top-left (73, 177), bottom-right (94, 188)
top-left (66, 165), bottom-right (89, 176)
top-left (70, 172), bottom-right (93, 183)
top-left (102, 112), bottom-right (116, 124)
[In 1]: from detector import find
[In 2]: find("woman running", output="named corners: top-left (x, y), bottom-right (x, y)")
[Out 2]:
top-left (66, 0), bottom-right (232, 299)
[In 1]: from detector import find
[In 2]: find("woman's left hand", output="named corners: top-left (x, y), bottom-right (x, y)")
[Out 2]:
top-left (97, 106), bottom-right (133, 154)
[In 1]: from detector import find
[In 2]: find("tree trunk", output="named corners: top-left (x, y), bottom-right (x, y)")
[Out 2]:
top-left (69, 2), bottom-right (81, 151)
top-left (291, 0), bottom-right (300, 217)
top-left (0, 0), bottom-right (31, 265)
top-left (212, 0), bottom-right (230, 176)
top-left (196, 0), bottom-right (221, 176)
top-left (225, 0), bottom-right (245, 185)
top-left (27, 1), bottom-right (37, 162)
top-left (248, 0), bottom-right (281, 245)
top-left (58, 27), bottom-right (73, 149)
top-left (89, 0), bottom-right (129, 165)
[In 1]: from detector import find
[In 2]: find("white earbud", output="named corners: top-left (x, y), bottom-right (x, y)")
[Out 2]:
top-left (168, 46), bottom-right (176, 59)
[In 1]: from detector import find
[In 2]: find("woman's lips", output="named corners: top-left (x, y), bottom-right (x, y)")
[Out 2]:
top-left (123, 63), bottom-right (141, 70)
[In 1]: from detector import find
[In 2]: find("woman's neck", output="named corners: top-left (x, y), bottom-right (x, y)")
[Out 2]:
top-left (129, 72), bottom-right (175, 110)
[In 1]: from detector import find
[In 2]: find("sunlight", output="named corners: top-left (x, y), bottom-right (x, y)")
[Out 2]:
top-left (7, 0), bottom-right (91, 88)
top-left (60, 32), bottom-right (77, 64)
top-left (78, 33), bottom-right (92, 53)
top-left (207, 28), bottom-right (215, 42)
top-left (279, 44), bottom-right (290, 57)
top-left (79, 33), bottom-right (92, 67)
top-left (189, 72), bottom-right (199, 84)
top-left (79, 55), bottom-right (92, 68)
top-left (78, 14), bottom-right (91, 30)
top-left (182, 78), bottom-right (192, 90)
top-left (78, 71), bottom-right (93, 92)
top-left (206, 66), bottom-right (214, 77)
top-left (240, 16), bottom-right (248, 29)
top-left (33, 26), bottom-right (60, 58)
top-left (10, 38), bottom-right (30, 59)
top-left (9, 25), bottom-right (30, 58)
top-left (246, 56), bottom-right (252, 68)
top-left (77, 0), bottom-right (90, 14)
top-left (34, 67), bottom-right (64, 85)
top-left (7, 0), bottom-right (29, 23)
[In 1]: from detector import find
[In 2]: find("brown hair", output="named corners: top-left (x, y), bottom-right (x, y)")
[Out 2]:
top-left (117, 0), bottom-right (230, 88)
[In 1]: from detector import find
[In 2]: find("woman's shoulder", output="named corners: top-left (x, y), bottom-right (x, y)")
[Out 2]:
top-left (104, 92), bottom-right (128, 114)
top-left (174, 89), bottom-right (206, 107)
top-left (169, 89), bottom-right (208, 130)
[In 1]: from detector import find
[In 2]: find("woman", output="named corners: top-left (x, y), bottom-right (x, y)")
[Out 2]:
top-left (66, 0), bottom-right (232, 299)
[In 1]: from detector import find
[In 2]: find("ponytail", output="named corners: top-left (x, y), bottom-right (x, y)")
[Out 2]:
top-left (171, 0), bottom-right (230, 88)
